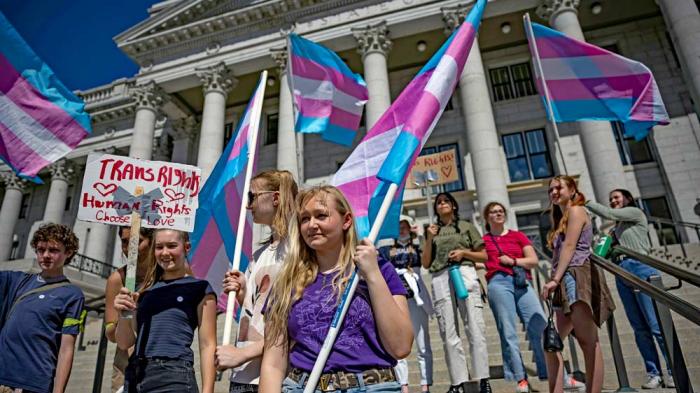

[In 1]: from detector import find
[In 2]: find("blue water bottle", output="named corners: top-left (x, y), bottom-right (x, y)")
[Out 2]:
top-left (449, 264), bottom-right (469, 299)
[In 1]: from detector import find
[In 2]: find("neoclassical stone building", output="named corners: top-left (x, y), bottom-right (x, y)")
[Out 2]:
top-left (1, 0), bottom-right (699, 269)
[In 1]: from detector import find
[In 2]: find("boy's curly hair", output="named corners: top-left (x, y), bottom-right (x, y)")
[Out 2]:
top-left (31, 223), bottom-right (79, 262)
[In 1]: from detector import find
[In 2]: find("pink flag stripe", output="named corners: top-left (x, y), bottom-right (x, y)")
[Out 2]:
top-left (296, 97), bottom-right (362, 129)
top-left (291, 55), bottom-right (369, 100)
top-left (535, 36), bottom-right (608, 59)
top-left (545, 74), bottom-right (651, 101)
top-left (228, 124), bottom-right (250, 160)
top-left (444, 24), bottom-right (476, 72)
top-left (336, 176), bottom-right (382, 216)
top-left (0, 54), bottom-right (88, 147)
top-left (0, 120), bottom-right (52, 173)
top-left (540, 55), bottom-right (649, 80)
top-left (190, 220), bottom-right (223, 277)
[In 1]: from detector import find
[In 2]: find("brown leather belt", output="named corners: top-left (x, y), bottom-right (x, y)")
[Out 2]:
top-left (287, 367), bottom-right (396, 392)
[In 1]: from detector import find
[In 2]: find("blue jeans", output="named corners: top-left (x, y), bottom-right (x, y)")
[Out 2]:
top-left (124, 358), bottom-right (199, 393)
top-left (616, 258), bottom-right (671, 377)
top-left (487, 273), bottom-right (548, 381)
top-left (282, 374), bottom-right (400, 393)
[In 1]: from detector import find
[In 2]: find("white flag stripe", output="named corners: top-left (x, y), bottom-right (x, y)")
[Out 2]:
top-left (332, 125), bottom-right (402, 185)
top-left (291, 75), bottom-right (366, 115)
top-left (0, 93), bottom-right (74, 161)
top-left (425, 57), bottom-right (458, 108)
top-left (540, 55), bottom-right (650, 80)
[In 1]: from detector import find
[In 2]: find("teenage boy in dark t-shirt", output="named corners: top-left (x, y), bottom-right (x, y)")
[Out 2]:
top-left (0, 223), bottom-right (85, 393)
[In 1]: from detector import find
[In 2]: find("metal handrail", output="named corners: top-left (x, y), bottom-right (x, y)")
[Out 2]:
top-left (648, 216), bottom-right (700, 230)
top-left (615, 246), bottom-right (700, 288)
top-left (590, 254), bottom-right (700, 325)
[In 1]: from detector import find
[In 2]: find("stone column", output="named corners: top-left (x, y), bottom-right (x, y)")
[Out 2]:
top-left (271, 49), bottom-right (301, 181)
top-left (657, 0), bottom-right (700, 116)
top-left (443, 7), bottom-right (513, 225)
top-left (170, 116), bottom-right (198, 164)
top-left (352, 21), bottom-right (392, 129)
top-left (129, 81), bottom-right (167, 160)
top-left (0, 173), bottom-right (30, 261)
top-left (43, 159), bottom-right (75, 224)
top-left (538, 0), bottom-right (627, 203)
top-left (196, 62), bottom-right (236, 182)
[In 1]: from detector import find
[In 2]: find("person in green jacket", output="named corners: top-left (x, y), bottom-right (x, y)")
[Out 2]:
top-left (586, 189), bottom-right (674, 389)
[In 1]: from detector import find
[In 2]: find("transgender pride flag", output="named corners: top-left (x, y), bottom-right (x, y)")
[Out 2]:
top-left (0, 11), bottom-right (91, 181)
top-left (332, 0), bottom-right (486, 239)
top-left (288, 33), bottom-right (368, 146)
top-left (190, 74), bottom-right (266, 311)
top-left (525, 17), bottom-right (669, 141)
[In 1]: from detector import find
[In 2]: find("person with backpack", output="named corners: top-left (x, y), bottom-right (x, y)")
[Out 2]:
top-left (0, 223), bottom-right (85, 393)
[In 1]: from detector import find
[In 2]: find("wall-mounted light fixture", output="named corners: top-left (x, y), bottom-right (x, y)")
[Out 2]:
top-left (501, 22), bottom-right (512, 34)
top-left (267, 75), bottom-right (277, 86)
top-left (416, 40), bottom-right (427, 52)
top-left (591, 2), bottom-right (603, 15)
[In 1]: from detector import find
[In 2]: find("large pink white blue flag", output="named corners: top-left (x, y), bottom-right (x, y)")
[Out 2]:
top-left (288, 33), bottom-right (368, 146)
top-left (525, 19), bottom-right (669, 141)
top-left (332, 0), bottom-right (486, 239)
top-left (190, 76), bottom-right (265, 311)
top-left (0, 11), bottom-right (91, 182)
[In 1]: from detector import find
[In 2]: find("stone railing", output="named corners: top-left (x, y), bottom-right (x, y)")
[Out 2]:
top-left (75, 78), bottom-right (135, 108)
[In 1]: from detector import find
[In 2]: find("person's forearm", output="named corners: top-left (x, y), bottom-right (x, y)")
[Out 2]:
top-left (200, 342), bottom-right (216, 393)
top-left (236, 288), bottom-right (245, 306)
top-left (52, 344), bottom-right (74, 392)
top-left (462, 249), bottom-right (487, 263)
top-left (258, 340), bottom-right (287, 393)
top-left (421, 242), bottom-right (432, 268)
top-left (115, 318), bottom-right (136, 350)
top-left (515, 256), bottom-right (539, 269)
top-left (551, 240), bottom-right (577, 282)
top-left (365, 271), bottom-right (413, 359)
top-left (586, 201), bottom-right (640, 223)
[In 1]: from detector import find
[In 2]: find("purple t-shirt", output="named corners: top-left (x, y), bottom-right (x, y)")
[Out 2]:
top-left (287, 258), bottom-right (406, 372)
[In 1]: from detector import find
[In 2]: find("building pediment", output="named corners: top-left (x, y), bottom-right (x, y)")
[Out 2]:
top-left (114, 0), bottom-right (386, 67)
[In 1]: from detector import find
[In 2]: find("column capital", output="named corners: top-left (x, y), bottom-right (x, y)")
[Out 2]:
top-left (441, 4), bottom-right (469, 35)
top-left (352, 21), bottom-right (392, 59)
top-left (536, 0), bottom-right (581, 22)
top-left (0, 172), bottom-right (31, 192)
top-left (270, 48), bottom-right (288, 74)
top-left (129, 81), bottom-right (169, 112)
top-left (48, 159), bottom-right (76, 182)
top-left (169, 116), bottom-right (198, 141)
top-left (195, 62), bottom-right (237, 95)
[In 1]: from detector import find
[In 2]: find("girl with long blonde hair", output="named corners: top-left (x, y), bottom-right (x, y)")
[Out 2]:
top-left (540, 176), bottom-right (615, 393)
top-left (114, 229), bottom-right (217, 393)
top-left (259, 185), bottom-right (413, 393)
top-left (216, 170), bottom-right (298, 393)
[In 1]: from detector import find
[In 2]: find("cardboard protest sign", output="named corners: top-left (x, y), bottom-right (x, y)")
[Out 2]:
top-left (407, 149), bottom-right (459, 188)
top-left (78, 153), bottom-right (201, 232)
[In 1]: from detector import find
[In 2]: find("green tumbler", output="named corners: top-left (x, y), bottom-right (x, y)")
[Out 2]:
top-left (593, 234), bottom-right (613, 258)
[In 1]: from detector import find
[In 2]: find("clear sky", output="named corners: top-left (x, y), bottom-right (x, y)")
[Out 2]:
top-left (0, 0), bottom-right (159, 91)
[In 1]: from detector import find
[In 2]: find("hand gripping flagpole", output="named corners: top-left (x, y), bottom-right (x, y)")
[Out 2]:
top-left (222, 71), bottom-right (268, 346)
top-left (303, 182), bottom-right (399, 393)
top-left (524, 13), bottom-right (568, 175)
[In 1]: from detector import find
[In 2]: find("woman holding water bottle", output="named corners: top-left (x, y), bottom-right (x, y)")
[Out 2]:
top-left (421, 192), bottom-right (491, 393)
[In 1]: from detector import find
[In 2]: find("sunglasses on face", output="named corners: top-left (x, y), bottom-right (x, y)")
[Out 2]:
top-left (247, 190), bottom-right (275, 207)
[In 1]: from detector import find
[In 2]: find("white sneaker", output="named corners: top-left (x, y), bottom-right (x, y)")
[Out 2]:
top-left (664, 375), bottom-right (675, 389)
top-left (642, 376), bottom-right (662, 389)
top-left (564, 376), bottom-right (585, 392)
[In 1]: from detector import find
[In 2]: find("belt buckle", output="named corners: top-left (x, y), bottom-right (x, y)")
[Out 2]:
top-left (319, 374), bottom-right (334, 392)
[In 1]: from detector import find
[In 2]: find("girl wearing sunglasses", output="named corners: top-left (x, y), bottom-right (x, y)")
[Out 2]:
top-left (216, 170), bottom-right (298, 393)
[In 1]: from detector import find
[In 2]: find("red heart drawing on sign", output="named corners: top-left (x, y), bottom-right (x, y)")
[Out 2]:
top-left (93, 182), bottom-right (117, 197)
top-left (441, 166), bottom-right (453, 178)
top-left (164, 188), bottom-right (185, 202)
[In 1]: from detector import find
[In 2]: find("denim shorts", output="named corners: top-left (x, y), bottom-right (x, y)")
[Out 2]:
top-left (124, 358), bottom-right (198, 393)
top-left (229, 382), bottom-right (259, 393)
top-left (561, 272), bottom-right (578, 306)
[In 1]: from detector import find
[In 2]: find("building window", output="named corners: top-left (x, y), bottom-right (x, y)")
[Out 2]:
top-left (265, 113), bottom-right (279, 145)
top-left (418, 143), bottom-right (465, 194)
top-left (516, 211), bottom-right (552, 255)
top-left (19, 193), bottom-right (31, 219)
top-left (642, 196), bottom-right (679, 245)
top-left (223, 122), bottom-right (234, 146)
top-left (489, 62), bottom-right (536, 102)
top-left (612, 122), bottom-right (654, 165)
top-left (502, 129), bottom-right (553, 182)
